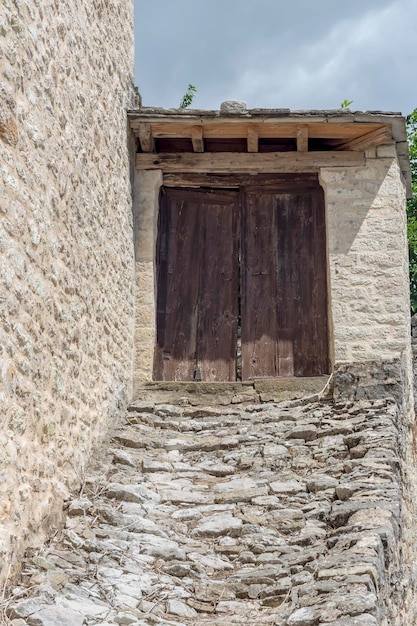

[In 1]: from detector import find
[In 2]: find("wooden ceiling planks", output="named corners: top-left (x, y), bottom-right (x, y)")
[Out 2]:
top-left (134, 118), bottom-right (392, 154)
top-left (130, 115), bottom-right (392, 156)
top-left (132, 119), bottom-right (389, 139)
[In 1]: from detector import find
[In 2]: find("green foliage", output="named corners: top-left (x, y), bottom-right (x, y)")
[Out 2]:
top-left (340, 99), bottom-right (354, 109)
top-left (406, 108), bottom-right (417, 313)
top-left (179, 84), bottom-right (197, 109)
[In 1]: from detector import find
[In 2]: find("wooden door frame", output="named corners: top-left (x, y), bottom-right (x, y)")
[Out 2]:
top-left (132, 170), bottom-right (334, 384)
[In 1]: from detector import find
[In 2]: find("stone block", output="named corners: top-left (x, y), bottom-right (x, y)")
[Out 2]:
top-left (220, 100), bottom-right (247, 114)
top-left (377, 143), bottom-right (397, 158)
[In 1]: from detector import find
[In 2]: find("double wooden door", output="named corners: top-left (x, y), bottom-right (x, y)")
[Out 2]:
top-left (154, 183), bottom-right (328, 381)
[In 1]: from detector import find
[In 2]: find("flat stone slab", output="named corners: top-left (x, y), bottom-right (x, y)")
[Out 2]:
top-left (192, 513), bottom-right (243, 537)
top-left (270, 480), bottom-right (306, 494)
top-left (134, 376), bottom-right (331, 406)
top-left (255, 376), bottom-right (330, 401)
top-left (27, 607), bottom-right (85, 626)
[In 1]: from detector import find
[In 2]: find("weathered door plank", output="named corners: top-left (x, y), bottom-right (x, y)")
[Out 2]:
top-left (197, 197), bottom-right (239, 381)
top-left (241, 192), bottom-right (278, 380)
top-left (242, 186), bottom-right (329, 379)
top-left (154, 190), bottom-right (201, 380)
top-left (154, 188), bottom-right (238, 381)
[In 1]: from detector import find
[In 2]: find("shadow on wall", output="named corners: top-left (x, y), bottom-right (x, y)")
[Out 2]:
top-left (320, 158), bottom-right (398, 255)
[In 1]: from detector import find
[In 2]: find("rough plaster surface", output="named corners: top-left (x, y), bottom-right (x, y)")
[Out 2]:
top-left (0, 0), bottom-right (135, 582)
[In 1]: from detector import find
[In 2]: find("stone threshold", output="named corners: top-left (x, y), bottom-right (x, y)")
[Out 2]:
top-left (133, 375), bottom-right (331, 406)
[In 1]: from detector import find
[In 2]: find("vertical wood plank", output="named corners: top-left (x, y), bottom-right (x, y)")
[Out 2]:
top-left (154, 192), bottom-right (201, 381)
top-left (153, 188), bottom-right (169, 379)
top-left (296, 125), bottom-right (309, 152)
top-left (155, 188), bottom-right (238, 381)
top-left (191, 126), bottom-right (204, 152)
top-left (282, 190), bottom-right (329, 376)
top-left (275, 193), bottom-right (296, 377)
top-left (138, 123), bottom-right (155, 152)
top-left (247, 127), bottom-right (259, 153)
top-left (198, 196), bottom-right (239, 381)
top-left (242, 185), bottom-right (328, 379)
top-left (241, 192), bottom-right (278, 380)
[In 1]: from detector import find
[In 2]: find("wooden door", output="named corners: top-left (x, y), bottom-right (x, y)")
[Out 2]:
top-left (241, 186), bottom-right (329, 380)
top-left (154, 188), bottom-right (239, 381)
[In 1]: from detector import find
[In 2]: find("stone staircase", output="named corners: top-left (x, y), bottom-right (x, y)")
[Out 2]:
top-left (4, 397), bottom-right (403, 625)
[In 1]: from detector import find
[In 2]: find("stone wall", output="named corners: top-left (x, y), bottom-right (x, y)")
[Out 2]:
top-left (321, 148), bottom-right (411, 371)
top-left (0, 0), bottom-right (136, 583)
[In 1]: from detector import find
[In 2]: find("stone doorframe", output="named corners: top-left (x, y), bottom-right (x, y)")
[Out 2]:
top-left (132, 168), bottom-right (336, 386)
top-left (133, 169), bottom-right (163, 384)
top-left (132, 151), bottom-right (410, 398)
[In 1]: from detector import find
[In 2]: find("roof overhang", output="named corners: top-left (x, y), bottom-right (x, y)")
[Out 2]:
top-left (128, 107), bottom-right (412, 198)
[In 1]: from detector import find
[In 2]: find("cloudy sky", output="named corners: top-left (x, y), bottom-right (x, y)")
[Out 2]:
top-left (134, 0), bottom-right (417, 115)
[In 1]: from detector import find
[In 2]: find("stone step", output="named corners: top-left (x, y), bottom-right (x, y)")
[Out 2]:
top-left (132, 376), bottom-right (330, 407)
top-left (5, 396), bottom-right (396, 626)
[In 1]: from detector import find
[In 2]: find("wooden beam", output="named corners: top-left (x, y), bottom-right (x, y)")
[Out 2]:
top-left (130, 119), bottom-right (387, 140)
top-left (296, 126), bottom-right (308, 152)
top-left (136, 151), bottom-right (366, 173)
top-left (163, 173), bottom-right (320, 188)
top-left (247, 126), bottom-right (259, 152)
top-left (334, 126), bottom-right (392, 151)
top-left (191, 126), bottom-right (204, 152)
top-left (138, 123), bottom-right (154, 153)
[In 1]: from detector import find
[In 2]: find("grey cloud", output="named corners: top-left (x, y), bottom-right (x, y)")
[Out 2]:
top-left (134, 0), bottom-right (416, 113)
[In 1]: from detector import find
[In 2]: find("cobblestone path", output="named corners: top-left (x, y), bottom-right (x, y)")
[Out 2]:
top-left (4, 397), bottom-right (403, 625)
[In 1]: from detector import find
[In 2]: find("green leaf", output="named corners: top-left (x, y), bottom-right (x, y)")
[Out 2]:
top-left (179, 84), bottom-right (198, 109)
top-left (407, 108), bottom-right (417, 313)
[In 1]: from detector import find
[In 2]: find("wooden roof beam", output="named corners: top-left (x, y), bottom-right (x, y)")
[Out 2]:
top-left (334, 126), bottom-right (392, 151)
top-left (296, 125), bottom-right (308, 152)
top-left (138, 123), bottom-right (155, 153)
top-left (247, 126), bottom-right (259, 152)
top-left (191, 126), bottom-right (204, 152)
top-left (136, 151), bottom-right (365, 173)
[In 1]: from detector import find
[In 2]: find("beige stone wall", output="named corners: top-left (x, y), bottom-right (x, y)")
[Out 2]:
top-left (133, 170), bottom-right (162, 383)
top-left (322, 148), bottom-right (416, 596)
top-left (320, 147), bottom-right (411, 371)
top-left (0, 0), bottom-right (135, 582)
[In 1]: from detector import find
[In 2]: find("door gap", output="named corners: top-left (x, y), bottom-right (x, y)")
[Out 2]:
top-left (236, 247), bottom-right (242, 381)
